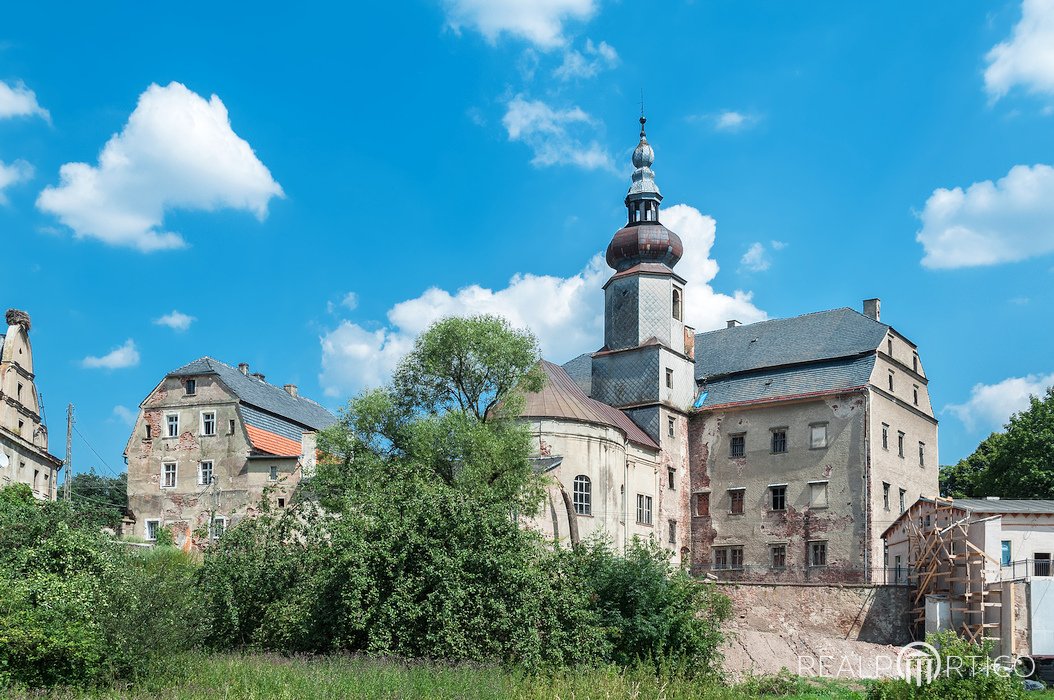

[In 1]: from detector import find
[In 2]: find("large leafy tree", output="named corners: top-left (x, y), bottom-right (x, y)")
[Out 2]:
top-left (940, 386), bottom-right (1054, 498)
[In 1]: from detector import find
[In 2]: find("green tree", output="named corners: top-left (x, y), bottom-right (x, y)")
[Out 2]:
top-left (67, 470), bottom-right (127, 528)
top-left (939, 386), bottom-right (1054, 498)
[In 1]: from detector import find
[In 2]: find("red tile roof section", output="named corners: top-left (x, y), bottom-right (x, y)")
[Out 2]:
top-left (245, 424), bottom-right (302, 457)
top-left (522, 361), bottom-right (659, 450)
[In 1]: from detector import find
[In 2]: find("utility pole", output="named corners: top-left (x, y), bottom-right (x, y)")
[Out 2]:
top-left (63, 403), bottom-right (73, 502)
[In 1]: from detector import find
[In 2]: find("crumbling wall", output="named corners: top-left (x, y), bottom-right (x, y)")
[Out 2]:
top-left (718, 582), bottom-right (913, 645)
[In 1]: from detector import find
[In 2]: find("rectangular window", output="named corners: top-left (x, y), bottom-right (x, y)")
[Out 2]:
top-left (888, 372), bottom-right (895, 392)
top-left (770, 485), bottom-right (786, 511)
top-left (573, 475), bottom-right (591, 515)
top-left (809, 540), bottom-right (828, 567)
top-left (210, 516), bottom-right (227, 540)
top-left (771, 429), bottom-right (787, 454)
top-left (229, 419), bottom-right (236, 435)
top-left (277, 498), bottom-right (286, 508)
top-left (668, 519), bottom-right (677, 545)
top-left (145, 519), bottom-right (160, 541)
top-left (636, 494), bottom-right (653, 525)
top-left (898, 432), bottom-right (905, 458)
top-left (771, 544), bottom-right (787, 569)
top-left (913, 353), bottom-right (919, 373)
top-left (161, 462), bottom-right (176, 488)
top-left (16, 382), bottom-right (22, 401)
top-left (918, 442), bottom-right (925, 467)
top-left (810, 424), bottom-right (828, 449)
top-left (883, 482), bottom-right (890, 511)
top-left (713, 546), bottom-right (744, 570)
top-left (713, 548), bottom-right (727, 570)
top-left (185, 378), bottom-right (196, 396)
top-left (887, 338), bottom-right (893, 356)
top-left (201, 411), bottom-right (216, 436)
top-left (729, 433), bottom-right (745, 458)
top-left (665, 368), bottom-right (674, 388)
top-left (1001, 541), bottom-right (1012, 567)
top-left (695, 492), bottom-right (710, 517)
top-left (145, 424), bottom-right (152, 440)
top-left (667, 416), bottom-right (675, 438)
top-left (269, 465), bottom-right (279, 481)
top-left (899, 488), bottom-right (906, 513)
top-left (729, 488), bottom-right (745, 514)
top-left (913, 385), bottom-right (919, 406)
top-left (881, 424), bottom-right (889, 450)
top-left (198, 460), bottom-right (213, 486)
top-left (809, 481), bottom-right (828, 509)
top-left (667, 467), bottom-right (676, 490)
top-left (166, 413), bottom-right (179, 438)
top-left (18, 419), bottom-right (23, 436)
top-left (1036, 553), bottom-right (1051, 577)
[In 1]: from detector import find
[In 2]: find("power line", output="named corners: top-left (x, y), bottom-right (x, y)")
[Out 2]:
top-left (71, 424), bottom-right (122, 478)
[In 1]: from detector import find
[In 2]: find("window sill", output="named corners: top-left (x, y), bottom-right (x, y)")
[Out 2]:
top-left (809, 446), bottom-right (828, 451)
top-left (768, 508), bottom-right (787, 514)
top-left (636, 522), bottom-right (653, 527)
top-left (728, 511), bottom-right (745, 516)
top-left (574, 513), bottom-right (594, 518)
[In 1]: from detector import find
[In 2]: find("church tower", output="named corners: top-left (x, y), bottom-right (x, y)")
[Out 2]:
top-left (591, 117), bottom-right (696, 444)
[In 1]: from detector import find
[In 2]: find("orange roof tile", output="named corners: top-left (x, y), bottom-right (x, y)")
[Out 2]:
top-left (245, 424), bottom-right (301, 457)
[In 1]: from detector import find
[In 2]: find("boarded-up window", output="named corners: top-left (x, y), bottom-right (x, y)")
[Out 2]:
top-left (809, 481), bottom-right (828, 508)
top-left (695, 492), bottom-right (710, 517)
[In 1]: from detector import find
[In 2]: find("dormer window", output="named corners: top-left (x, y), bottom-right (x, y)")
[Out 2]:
top-left (185, 379), bottom-right (197, 396)
top-left (672, 287), bottom-right (683, 321)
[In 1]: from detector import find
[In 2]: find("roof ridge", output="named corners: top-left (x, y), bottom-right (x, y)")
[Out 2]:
top-left (695, 306), bottom-right (888, 337)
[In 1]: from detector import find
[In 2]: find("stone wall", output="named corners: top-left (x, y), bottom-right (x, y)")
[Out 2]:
top-left (718, 582), bottom-right (913, 645)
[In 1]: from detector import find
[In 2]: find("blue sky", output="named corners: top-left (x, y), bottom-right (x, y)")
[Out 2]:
top-left (2, 1), bottom-right (1053, 477)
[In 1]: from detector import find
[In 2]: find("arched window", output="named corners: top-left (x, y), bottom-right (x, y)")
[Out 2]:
top-left (672, 287), bottom-right (683, 321)
top-left (572, 475), bottom-right (591, 516)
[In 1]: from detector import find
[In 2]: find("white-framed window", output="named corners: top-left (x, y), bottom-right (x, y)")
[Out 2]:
top-left (200, 411), bottom-right (216, 436)
top-left (145, 519), bottom-right (160, 541)
top-left (161, 462), bottom-right (177, 488)
top-left (636, 494), bottom-right (653, 525)
top-left (185, 378), bottom-right (197, 396)
top-left (210, 516), bottom-right (228, 540)
top-left (809, 481), bottom-right (828, 509)
top-left (809, 423), bottom-right (828, 449)
top-left (198, 460), bottom-right (214, 486)
top-left (572, 475), bottom-right (591, 516)
top-left (165, 413), bottom-right (180, 438)
top-left (770, 485), bottom-right (787, 511)
top-left (809, 540), bottom-right (828, 567)
top-left (729, 487), bottom-right (745, 514)
top-left (269, 465), bottom-right (279, 481)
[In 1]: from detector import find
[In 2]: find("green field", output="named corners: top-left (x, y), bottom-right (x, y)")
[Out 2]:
top-left (6, 653), bottom-right (867, 700)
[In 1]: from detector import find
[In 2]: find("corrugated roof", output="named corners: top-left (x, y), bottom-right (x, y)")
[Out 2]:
top-left (697, 355), bottom-right (875, 409)
top-left (953, 499), bottom-right (1054, 514)
top-left (170, 357), bottom-right (336, 431)
top-left (694, 307), bottom-right (889, 381)
top-left (523, 361), bottom-right (658, 450)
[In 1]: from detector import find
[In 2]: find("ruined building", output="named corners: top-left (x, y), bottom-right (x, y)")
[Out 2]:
top-left (521, 118), bottom-right (938, 581)
top-left (0, 309), bottom-right (62, 499)
top-left (124, 357), bottom-right (335, 544)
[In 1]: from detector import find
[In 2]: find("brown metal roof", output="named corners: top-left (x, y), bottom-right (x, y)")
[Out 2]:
top-left (522, 361), bottom-right (659, 450)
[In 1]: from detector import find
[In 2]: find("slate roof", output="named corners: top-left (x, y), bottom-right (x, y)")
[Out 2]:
top-left (522, 361), bottom-right (658, 450)
top-left (952, 499), bottom-right (1054, 515)
top-left (696, 355), bottom-right (875, 409)
top-left (562, 352), bottom-right (593, 395)
top-left (694, 307), bottom-right (889, 381)
top-left (170, 357), bottom-right (336, 431)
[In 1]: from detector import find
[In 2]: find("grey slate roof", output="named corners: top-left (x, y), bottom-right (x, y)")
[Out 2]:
top-left (694, 307), bottom-right (889, 381)
top-left (952, 499), bottom-right (1054, 515)
top-left (170, 357), bottom-right (336, 430)
top-left (696, 355), bottom-right (875, 409)
top-left (562, 352), bottom-right (593, 395)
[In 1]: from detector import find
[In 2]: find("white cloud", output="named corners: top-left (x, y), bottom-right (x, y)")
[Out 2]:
top-left (341, 292), bottom-right (359, 311)
top-left (0, 80), bottom-right (49, 121)
top-left (37, 81), bottom-right (283, 253)
top-left (319, 203), bottom-right (765, 397)
top-left (153, 310), bottom-right (195, 332)
top-left (739, 240), bottom-right (786, 272)
top-left (111, 405), bottom-right (138, 426)
top-left (554, 38), bottom-right (619, 80)
top-left (82, 339), bottom-right (140, 370)
top-left (714, 110), bottom-right (760, 132)
top-left (916, 163), bottom-right (1054, 268)
top-left (0, 159), bottom-right (33, 204)
top-left (441, 0), bottom-right (596, 48)
top-left (945, 372), bottom-right (1054, 432)
top-left (985, 0), bottom-right (1054, 99)
top-left (502, 95), bottom-right (614, 170)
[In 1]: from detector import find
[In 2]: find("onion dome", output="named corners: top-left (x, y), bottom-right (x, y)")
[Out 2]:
top-left (605, 116), bottom-right (683, 272)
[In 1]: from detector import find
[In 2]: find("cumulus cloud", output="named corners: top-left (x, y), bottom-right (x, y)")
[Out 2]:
top-left (739, 240), bottom-right (786, 272)
top-left (945, 372), bottom-right (1054, 432)
top-left (82, 339), bottom-right (140, 369)
top-left (502, 95), bottom-right (614, 170)
top-left (554, 38), bottom-right (618, 80)
top-left (319, 203), bottom-right (765, 397)
top-left (111, 405), bottom-right (138, 426)
top-left (916, 163), bottom-right (1054, 268)
top-left (985, 0), bottom-right (1054, 99)
top-left (153, 310), bottom-right (195, 332)
top-left (0, 159), bottom-right (33, 204)
top-left (441, 0), bottom-right (596, 48)
top-left (37, 81), bottom-right (283, 253)
top-left (0, 80), bottom-right (49, 121)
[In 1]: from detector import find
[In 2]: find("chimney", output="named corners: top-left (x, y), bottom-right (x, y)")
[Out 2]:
top-left (726, 320), bottom-right (741, 328)
top-left (283, 384), bottom-right (298, 398)
top-left (238, 362), bottom-right (249, 375)
top-left (251, 372), bottom-right (266, 382)
top-left (863, 298), bottom-right (881, 322)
